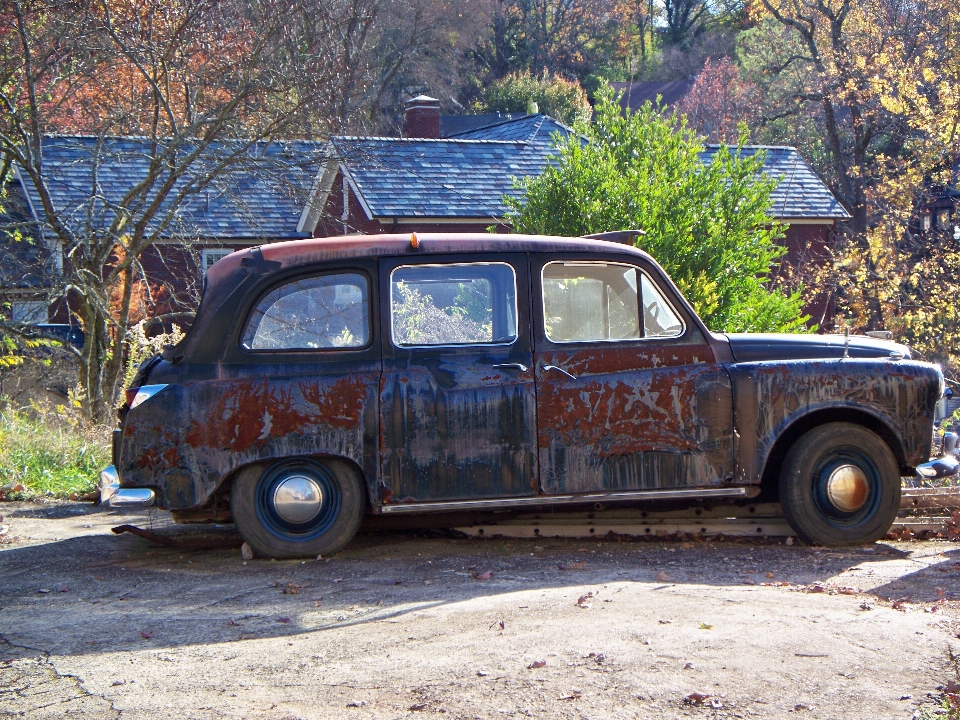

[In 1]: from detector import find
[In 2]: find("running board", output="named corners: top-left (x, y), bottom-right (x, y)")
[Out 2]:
top-left (379, 487), bottom-right (749, 514)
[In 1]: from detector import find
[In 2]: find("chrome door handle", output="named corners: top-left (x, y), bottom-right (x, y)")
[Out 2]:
top-left (492, 362), bottom-right (529, 373)
top-left (541, 364), bottom-right (577, 380)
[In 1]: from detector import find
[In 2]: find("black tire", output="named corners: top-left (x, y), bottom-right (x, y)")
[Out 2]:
top-left (230, 458), bottom-right (365, 559)
top-left (779, 422), bottom-right (900, 546)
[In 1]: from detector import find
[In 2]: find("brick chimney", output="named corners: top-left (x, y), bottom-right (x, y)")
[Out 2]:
top-left (404, 95), bottom-right (441, 139)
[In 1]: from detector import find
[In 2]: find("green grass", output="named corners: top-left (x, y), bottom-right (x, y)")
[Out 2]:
top-left (0, 407), bottom-right (110, 499)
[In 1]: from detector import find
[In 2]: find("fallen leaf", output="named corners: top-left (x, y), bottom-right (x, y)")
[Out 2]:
top-left (806, 583), bottom-right (827, 593)
top-left (794, 703), bottom-right (810, 711)
top-left (528, 659), bottom-right (546, 669)
top-left (276, 617), bottom-right (291, 624)
top-left (471, 570), bottom-right (492, 580)
top-left (837, 587), bottom-right (859, 595)
top-left (226, 618), bottom-right (240, 626)
top-left (576, 593), bottom-right (593, 608)
top-left (785, 537), bottom-right (794, 545)
top-left (742, 578), bottom-right (757, 585)
top-left (139, 630), bottom-right (152, 639)
top-left (654, 571), bottom-right (673, 582)
top-left (891, 600), bottom-right (908, 611)
top-left (765, 572), bottom-right (775, 578)
top-left (684, 662), bottom-right (695, 669)
top-left (37, 588), bottom-right (50, 594)
top-left (240, 543), bottom-right (254, 561)
top-left (346, 700), bottom-right (366, 707)
top-left (408, 703), bottom-right (427, 711)
top-left (476, 670), bottom-right (488, 677)
top-left (559, 691), bottom-right (582, 701)
top-left (699, 623), bottom-right (714, 630)
top-left (283, 583), bottom-right (301, 595)
top-left (685, 692), bottom-right (711, 705)
top-left (112, 679), bottom-right (127, 687)
top-left (58, 587), bottom-right (71, 593)
top-left (658, 619), bottom-right (671, 624)
top-left (332, 578), bottom-right (343, 584)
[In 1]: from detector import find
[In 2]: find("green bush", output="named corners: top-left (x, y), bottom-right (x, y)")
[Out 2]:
top-left (0, 404), bottom-right (110, 499)
top-left (476, 70), bottom-right (592, 126)
top-left (506, 85), bottom-right (811, 334)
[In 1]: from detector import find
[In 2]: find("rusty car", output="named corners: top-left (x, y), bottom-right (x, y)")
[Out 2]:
top-left (100, 233), bottom-right (946, 557)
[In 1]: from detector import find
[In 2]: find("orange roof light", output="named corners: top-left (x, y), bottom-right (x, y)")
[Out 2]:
top-left (410, 232), bottom-right (420, 249)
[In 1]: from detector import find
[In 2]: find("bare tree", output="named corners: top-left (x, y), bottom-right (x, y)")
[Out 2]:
top-left (0, 0), bottom-right (396, 421)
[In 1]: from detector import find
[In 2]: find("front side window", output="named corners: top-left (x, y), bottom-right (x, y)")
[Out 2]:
top-left (542, 261), bottom-right (682, 343)
top-left (242, 273), bottom-right (369, 350)
top-left (391, 263), bottom-right (517, 347)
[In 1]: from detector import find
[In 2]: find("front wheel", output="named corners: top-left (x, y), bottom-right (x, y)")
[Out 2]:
top-left (230, 458), bottom-right (365, 559)
top-left (779, 423), bottom-right (900, 546)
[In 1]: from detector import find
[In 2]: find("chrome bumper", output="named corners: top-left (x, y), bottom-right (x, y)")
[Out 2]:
top-left (915, 432), bottom-right (960, 479)
top-left (99, 465), bottom-right (156, 508)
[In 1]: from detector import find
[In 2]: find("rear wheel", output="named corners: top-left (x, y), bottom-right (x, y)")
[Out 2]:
top-left (779, 423), bottom-right (900, 546)
top-left (230, 458), bottom-right (365, 559)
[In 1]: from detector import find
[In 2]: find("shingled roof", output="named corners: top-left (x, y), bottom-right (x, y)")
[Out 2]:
top-left (316, 117), bottom-right (848, 225)
top-left (14, 136), bottom-right (328, 242)
top-left (700, 145), bottom-right (850, 221)
top-left (320, 115), bottom-right (570, 222)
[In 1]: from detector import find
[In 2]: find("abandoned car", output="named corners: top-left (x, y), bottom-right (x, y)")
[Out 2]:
top-left (101, 233), bottom-right (945, 556)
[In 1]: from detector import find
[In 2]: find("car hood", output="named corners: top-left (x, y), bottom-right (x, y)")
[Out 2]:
top-left (724, 333), bottom-right (911, 363)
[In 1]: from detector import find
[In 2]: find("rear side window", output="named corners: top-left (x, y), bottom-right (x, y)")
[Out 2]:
top-left (242, 273), bottom-right (369, 350)
top-left (542, 261), bottom-right (683, 343)
top-left (390, 263), bottom-right (517, 347)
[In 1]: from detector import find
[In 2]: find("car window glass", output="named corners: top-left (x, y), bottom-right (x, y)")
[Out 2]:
top-left (242, 273), bottom-right (369, 350)
top-left (542, 262), bottom-right (641, 342)
top-left (391, 263), bottom-right (517, 346)
top-left (641, 273), bottom-right (683, 338)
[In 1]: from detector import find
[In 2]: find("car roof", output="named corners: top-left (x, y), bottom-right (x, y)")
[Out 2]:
top-left (207, 232), bottom-right (658, 288)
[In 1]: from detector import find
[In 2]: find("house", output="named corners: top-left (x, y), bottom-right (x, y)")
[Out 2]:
top-left (1, 136), bottom-right (328, 325)
top-left (2, 95), bottom-right (849, 329)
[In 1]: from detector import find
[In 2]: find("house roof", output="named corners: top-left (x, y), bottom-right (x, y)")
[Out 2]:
top-left (700, 145), bottom-right (850, 220)
top-left (440, 112), bottom-right (524, 137)
top-left (321, 114), bottom-right (848, 224)
top-left (327, 115), bottom-right (569, 221)
top-left (610, 81), bottom-right (695, 112)
top-left (15, 136), bottom-right (327, 242)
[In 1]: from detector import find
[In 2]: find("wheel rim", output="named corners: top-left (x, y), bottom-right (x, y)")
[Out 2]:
top-left (255, 460), bottom-right (341, 542)
top-left (811, 450), bottom-right (881, 525)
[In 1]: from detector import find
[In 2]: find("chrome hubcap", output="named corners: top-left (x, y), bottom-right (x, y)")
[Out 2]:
top-left (272, 475), bottom-right (324, 524)
top-left (825, 464), bottom-right (869, 512)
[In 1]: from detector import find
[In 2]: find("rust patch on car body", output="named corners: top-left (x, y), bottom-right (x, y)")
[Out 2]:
top-left (535, 343), bottom-right (734, 494)
top-left (120, 370), bottom-right (378, 509)
top-left (730, 359), bottom-right (942, 483)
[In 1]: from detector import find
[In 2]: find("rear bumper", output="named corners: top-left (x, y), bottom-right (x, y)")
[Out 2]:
top-left (99, 465), bottom-right (156, 508)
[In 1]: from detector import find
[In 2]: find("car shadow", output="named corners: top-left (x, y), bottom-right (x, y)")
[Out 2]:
top-left (0, 515), bottom-right (935, 659)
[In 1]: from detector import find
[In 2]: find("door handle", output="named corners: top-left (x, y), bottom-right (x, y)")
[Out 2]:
top-left (492, 362), bottom-right (529, 373)
top-left (541, 364), bottom-right (577, 380)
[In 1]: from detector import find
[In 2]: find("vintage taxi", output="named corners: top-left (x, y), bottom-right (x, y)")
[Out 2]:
top-left (101, 233), bottom-right (945, 557)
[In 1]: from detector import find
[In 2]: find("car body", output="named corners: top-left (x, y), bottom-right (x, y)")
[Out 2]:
top-left (101, 233), bottom-right (945, 555)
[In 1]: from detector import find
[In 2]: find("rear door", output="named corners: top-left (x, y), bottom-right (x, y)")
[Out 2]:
top-left (378, 254), bottom-right (538, 503)
top-left (532, 255), bottom-right (735, 494)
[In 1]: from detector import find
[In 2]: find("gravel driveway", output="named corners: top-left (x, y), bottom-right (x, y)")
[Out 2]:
top-left (1, 501), bottom-right (958, 719)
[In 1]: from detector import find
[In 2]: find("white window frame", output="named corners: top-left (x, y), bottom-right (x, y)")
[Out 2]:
top-left (10, 300), bottom-right (49, 323)
top-left (202, 248), bottom-right (232, 276)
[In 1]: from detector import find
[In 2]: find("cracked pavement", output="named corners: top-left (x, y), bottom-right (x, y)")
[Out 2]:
top-left (1, 500), bottom-right (959, 719)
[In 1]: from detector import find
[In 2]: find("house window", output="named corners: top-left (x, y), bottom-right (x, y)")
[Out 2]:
top-left (10, 300), bottom-right (48, 323)
top-left (923, 213), bottom-right (932, 232)
top-left (202, 249), bottom-right (232, 275)
top-left (937, 209), bottom-right (950, 230)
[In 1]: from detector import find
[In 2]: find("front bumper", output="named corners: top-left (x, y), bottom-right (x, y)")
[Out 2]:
top-left (99, 465), bottom-right (156, 508)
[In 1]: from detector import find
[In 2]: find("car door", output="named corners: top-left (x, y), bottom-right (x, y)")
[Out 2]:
top-left (378, 254), bottom-right (538, 503)
top-left (533, 254), bottom-right (735, 494)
